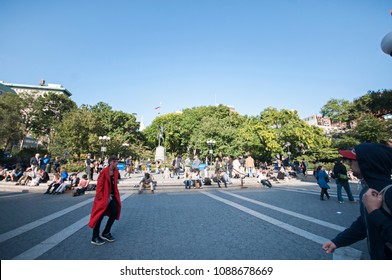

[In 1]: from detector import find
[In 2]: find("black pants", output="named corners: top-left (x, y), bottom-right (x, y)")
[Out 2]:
top-left (261, 179), bottom-right (272, 188)
top-left (93, 197), bottom-right (119, 238)
top-left (320, 188), bottom-right (330, 200)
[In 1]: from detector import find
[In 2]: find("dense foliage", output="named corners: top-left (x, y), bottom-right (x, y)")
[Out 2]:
top-left (1, 88), bottom-right (390, 165)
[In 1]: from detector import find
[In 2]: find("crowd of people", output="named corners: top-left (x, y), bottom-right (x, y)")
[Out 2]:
top-left (0, 153), bottom-right (96, 197)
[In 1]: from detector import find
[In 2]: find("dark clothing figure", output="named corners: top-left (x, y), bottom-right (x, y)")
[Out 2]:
top-left (333, 160), bottom-right (355, 203)
top-left (39, 171), bottom-right (50, 184)
top-left (301, 159), bottom-right (307, 176)
top-left (325, 143), bottom-right (392, 259)
top-left (86, 157), bottom-right (94, 180)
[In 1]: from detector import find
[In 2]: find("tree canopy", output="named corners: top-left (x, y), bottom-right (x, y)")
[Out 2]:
top-left (3, 87), bottom-right (390, 165)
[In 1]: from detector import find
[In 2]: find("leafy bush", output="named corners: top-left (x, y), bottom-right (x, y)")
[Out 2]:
top-left (62, 161), bottom-right (86, 173)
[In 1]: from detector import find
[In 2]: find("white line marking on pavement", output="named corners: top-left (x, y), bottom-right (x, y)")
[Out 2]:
top-left (12, 193), bottom-right (133, 260)
top-left (0, 193), bottom-right (29, 199)
top-left (220, 191), bottom-right (346, 231)
top-left (276, 186), bottom-right (360, 200)
top-left (0, 197), bottom-right (95, 244)
top-left (202, 192), bottom-right (362, 260)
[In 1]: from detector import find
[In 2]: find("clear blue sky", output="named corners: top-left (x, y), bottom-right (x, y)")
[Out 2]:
top-left (1, 0), bottom-right (391, 126)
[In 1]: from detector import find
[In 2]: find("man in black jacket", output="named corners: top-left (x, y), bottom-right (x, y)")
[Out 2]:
top-left (322, 143), bottom-right (392, 259)
top-left (332, 158), bottom-right (355, 203)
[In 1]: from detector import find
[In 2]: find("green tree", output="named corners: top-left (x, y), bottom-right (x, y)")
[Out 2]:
top-left (16, 92), bottom-right (76, 151)
top-left (88, 102), bottom-right (143, 158)
top-left (0, 92), bottom-right (24, 151)
top-left (320, 98), bottom-right (353, 128)
top-left (331, 134), bottom-right (360, 150)
top-left (239, 116), bottom-right (280, 161)
top-left (351, 113), bottom-right (390, 143)
top-left (143, 105), bottom-right (241, 157)
top-left (259, 108), bottom-right (334, 161)
top-left (353, 90), bottom-right (392, 118)
top-left (30, 92), bottom-right (77, 149)
top-left (51, 107), bottom-right (100, 160)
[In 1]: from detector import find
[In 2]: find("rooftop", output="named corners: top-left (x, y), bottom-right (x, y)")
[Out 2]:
top-left (0, 81), bottom-right (72, 97)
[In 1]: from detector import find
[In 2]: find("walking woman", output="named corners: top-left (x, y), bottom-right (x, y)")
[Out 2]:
top-left (315, 165), bottom-right (330, 200)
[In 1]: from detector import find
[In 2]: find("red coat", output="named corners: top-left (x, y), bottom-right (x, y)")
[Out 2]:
top-left (88, 166), bottom-right (122, 228)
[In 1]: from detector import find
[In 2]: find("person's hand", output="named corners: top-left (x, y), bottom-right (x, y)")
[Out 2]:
top-left (322, 241), bottom-right (337, 254)
top-left (362, 188), bottom-right (383, 213)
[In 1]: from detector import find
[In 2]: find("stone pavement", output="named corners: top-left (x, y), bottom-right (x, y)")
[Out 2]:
top-left (0, 171), bottom-right (367, 260)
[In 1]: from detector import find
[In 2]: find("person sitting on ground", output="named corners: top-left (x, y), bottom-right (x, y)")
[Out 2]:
top-left (162, 166), bottom-right (171, 179)
top-left (38, 169), bottom-right (50, 184)
top-left (184, 171), bottom-right (192, 189)
top-left (0, 166), bottom-right (6, 181)
top-left (5, 167), bottom-right (23, 182)
top-left (60, 167), bottom-right (68, 182)
top-left (55, 173), bottom-right (78, 194)
top-left (191, 169), bottom-right (202, 189)
top-left (51, 167), bottom-right (70, 194)
top-left (287, 166), bottom-right (297, 178)
top-left (74, 174), bottom-right (89, 196)
top-left (277, 166), bottom-right (288, 180)
top-left (213, 168), bottom-right (229, 188)
top-left (139, 172), bottom-right (154, 194)
top-left (69, 173), bottom-right (80, 189)
top-left (44, 173), bottom-right (62, 194)
top-left (28, 168), bottom-right (43, 186)
top-left (16, 167), bottom-right (35, 185)
top-left (257, 168), bottom-right (272, 188)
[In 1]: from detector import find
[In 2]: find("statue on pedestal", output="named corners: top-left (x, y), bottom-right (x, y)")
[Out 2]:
top-left (157, 125), bottom-right (165, 147)
top-left (155, 125), bottom-right (166, 162)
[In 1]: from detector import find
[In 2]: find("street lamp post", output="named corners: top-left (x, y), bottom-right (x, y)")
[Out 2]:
top-left (206, 139), bottom-right (216, 164)
top-left (99, 136), bottom-right (110, 159)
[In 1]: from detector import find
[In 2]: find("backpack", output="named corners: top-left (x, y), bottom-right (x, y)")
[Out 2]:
top-left (204, 178), bottom-right (212, 185)
top-left (380, 185), bottom-right (392, 216)
top-left (338, 173), bottom-right (349, 182)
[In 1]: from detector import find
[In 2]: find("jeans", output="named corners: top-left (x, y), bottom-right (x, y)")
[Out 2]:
top-left (184, 180), bottom-right (192, 189)
top-left (337, 181), bottom-right (354, 202)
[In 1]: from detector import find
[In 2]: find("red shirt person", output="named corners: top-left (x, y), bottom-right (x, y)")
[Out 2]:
top-left (88, 155), bottom-right (122, 245)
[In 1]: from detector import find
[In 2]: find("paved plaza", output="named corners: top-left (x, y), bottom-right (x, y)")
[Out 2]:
top-left (0, 174), bottom-right (368, 260)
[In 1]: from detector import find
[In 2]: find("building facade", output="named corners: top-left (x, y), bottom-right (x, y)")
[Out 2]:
top-left (0, 80), bottom-right (72, 97)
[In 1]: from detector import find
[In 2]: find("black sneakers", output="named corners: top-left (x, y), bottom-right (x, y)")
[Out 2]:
top-left (91, 236), bottom-right (105, 245)
top-left (101, 233), bottom-right (115, 242)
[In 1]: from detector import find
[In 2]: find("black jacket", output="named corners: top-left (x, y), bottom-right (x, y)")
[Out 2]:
top-left (332, 143), bottom-right (392, 259)
top-left (332, 161), bottom-right (348, 183)
top-left (39, 172), bottom-right (50, 183)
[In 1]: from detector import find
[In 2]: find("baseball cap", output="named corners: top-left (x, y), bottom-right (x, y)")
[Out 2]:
top-left (338, 148), bottom-right (357, 160)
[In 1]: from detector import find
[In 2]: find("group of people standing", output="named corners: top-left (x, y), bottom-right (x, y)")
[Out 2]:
top-left (314, 158), bottom-right (356, 203)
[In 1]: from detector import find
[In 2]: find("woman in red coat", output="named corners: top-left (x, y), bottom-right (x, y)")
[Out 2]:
top-left (88, 155), bottom-right (122, 245)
